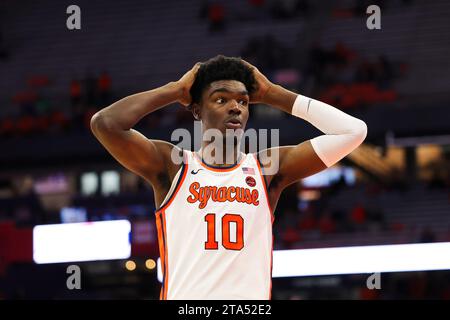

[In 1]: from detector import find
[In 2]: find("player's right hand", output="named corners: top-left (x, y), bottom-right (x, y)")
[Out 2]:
top-left (176, 62), bottom-right (201, 107)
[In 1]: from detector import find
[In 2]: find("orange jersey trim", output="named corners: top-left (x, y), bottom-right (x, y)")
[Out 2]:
top-left (161, 211), bottom-right (169, 300)
top-left (156, 211), bottom-right (168, 299)
top-left (269, 234), bottom-right (274, 300)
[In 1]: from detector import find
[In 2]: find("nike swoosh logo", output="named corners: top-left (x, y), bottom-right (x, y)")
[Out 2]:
top-left (191, 169), bottom-right (203, 175)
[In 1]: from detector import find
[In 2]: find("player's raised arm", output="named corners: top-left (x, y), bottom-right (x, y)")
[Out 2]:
top-left (90, 63), bottom-right (201, 186)
top-left (242, 59), bottom-right (367, 191)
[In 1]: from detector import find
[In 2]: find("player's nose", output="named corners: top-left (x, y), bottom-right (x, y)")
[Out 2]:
top-left (228, 100), bottom-right (241, 114)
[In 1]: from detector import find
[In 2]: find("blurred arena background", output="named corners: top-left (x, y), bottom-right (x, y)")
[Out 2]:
top-left (0, 0), bottom-right (450, 300)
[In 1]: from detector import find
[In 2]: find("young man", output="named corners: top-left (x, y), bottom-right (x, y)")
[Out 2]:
top-left (90, 55), bottom-right (367, 300)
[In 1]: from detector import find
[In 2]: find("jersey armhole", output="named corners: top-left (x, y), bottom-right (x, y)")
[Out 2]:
top-left (155, 150), bottom-right (189, 213)
top-left (252, 152), bottom-right (275, 223)
top-left (254, 152), bottom-right (269, 188)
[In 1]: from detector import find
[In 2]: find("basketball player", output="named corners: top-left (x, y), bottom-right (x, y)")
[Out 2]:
top-left (90, 55), bottom-right (367, 300)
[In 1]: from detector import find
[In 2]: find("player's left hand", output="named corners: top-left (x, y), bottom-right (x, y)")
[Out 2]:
top-left (241, 59), bottom-right (274, 104)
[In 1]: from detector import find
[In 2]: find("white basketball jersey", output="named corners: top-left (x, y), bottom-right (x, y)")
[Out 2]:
top-left (155, 149), bottom-right (274, 300)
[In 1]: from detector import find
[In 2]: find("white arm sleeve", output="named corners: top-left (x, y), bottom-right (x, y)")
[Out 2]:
top-left (292, 94), bottom-right (368, 167)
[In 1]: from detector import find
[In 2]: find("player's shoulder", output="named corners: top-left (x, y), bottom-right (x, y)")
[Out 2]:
top-left (252, 147), bottom-right (285, 165)
top-left (151, 140), bottom-right (182, 157)
top-left (150, 139), bottom-right (185, 171)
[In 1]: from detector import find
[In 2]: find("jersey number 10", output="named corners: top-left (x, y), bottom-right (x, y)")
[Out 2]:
top-left (204, 213), bottom-right (244, 251)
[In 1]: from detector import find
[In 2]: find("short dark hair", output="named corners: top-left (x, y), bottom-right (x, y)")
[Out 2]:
top-left (188, 55), bottom-right (257, 109)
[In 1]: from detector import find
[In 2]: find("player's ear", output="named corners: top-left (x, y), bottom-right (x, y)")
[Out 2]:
top-left (191, 103), bottom-right (201, 121)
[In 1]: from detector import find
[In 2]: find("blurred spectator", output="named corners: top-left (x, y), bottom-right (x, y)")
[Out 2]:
top-left (16, 115), bottom-right (35, 136)
top-left (27, 75), bottom-right (50, 88)
top-left (350, 203), bottom-right (367, 226)
top-left (329, 173), bottom-right (347, 195)
top-left (70, 79), bottom-right (82, 107)
top-left (207, 2), bottom-right (226, 32)
top-left (34, 113), bottom-right (50, 133)
top-left (97, 71), bottom-right (112, 106)
top-left (281, 225), bottom-right (301, 248)
top-left (50, 110), bottom-right (70, 132)
top-left (298, 209), bottom-right (317, 231)
top-left (318, 210), bottom-right (336, 235)
top-left (0, 117), bottom-right (15, 137)
top-left (300, 40), bottom-right (402, 110)
top-left (334, 42), bottom-right (356, 67)
top-left (391, 221), bottom-right (406, 233)
top-left (13, 91), bottom-right (38, 115)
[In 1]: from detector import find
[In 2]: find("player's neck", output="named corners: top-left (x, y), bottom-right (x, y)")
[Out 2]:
top-left (197, 143), bottom-right (242, 168)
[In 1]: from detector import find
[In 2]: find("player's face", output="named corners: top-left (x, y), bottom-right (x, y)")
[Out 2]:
top-left (199, 80), bottom-right (250, 135)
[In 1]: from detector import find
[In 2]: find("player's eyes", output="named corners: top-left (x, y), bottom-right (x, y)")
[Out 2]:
top-left (215, 97), bottom-right (248, 106)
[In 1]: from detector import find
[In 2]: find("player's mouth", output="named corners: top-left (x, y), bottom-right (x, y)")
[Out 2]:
top-left (224, 118), bottom-right (242, 129)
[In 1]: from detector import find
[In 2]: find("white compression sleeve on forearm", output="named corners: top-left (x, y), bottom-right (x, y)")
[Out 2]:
top-left (292, 94), bottom-right (367, 167)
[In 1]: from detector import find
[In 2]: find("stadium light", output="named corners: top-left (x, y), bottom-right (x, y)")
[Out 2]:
top-left (33, 220), bottom-right (131, 264)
